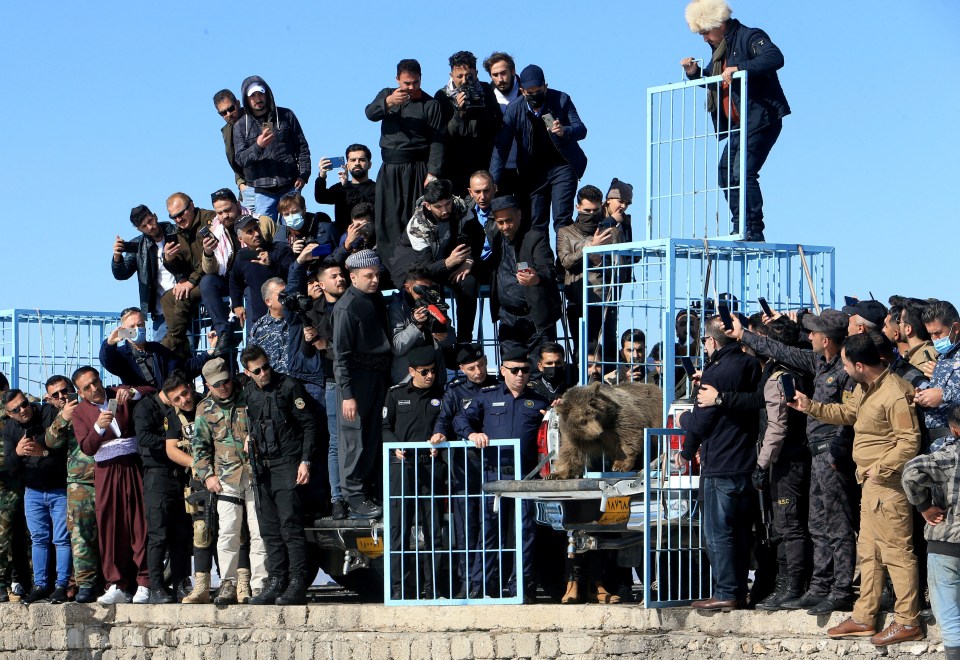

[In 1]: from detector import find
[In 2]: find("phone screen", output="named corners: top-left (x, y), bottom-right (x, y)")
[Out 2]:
top-left (780, 373), bottom-right (797, 401)
top-left (718, 304), bottom-right (734, 331)
top-left (758, 297), bottom-right (772, 316)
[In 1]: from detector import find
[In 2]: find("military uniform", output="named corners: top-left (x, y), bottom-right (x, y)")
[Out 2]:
top-left (453, 382), bottom-right (548, 596)
top-left (243, 373), bottom-right (315, 599)
top-left (46, 412), bottom-right (99, 591)
top-left (808, 369), bottom-right (922, 628)
top-left (382, 379), bottom-right (445, 598)
top-left (434, 373), bottom-right (498, 597)
top-left (193, 387), bottom-right (268, 594)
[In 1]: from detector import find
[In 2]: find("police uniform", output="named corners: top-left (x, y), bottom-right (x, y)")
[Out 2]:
top-left (453, 372), bottom-right (548, 597)
top-left (243, 371), bottom-right (316, 604)
top-left (133, 393), bottom-right (192, 601)
top-left (382, 347), bottom-right (446, 598)
top-left (808, 369), bottom-right (922, 628)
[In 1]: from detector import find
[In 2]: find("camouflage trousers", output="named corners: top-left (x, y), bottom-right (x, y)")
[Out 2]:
top-left (0, 487), bottom-right (22, 588)
top-left (67, 482), bottom-right (99, 588)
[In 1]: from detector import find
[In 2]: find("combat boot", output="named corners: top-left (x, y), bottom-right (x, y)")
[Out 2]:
top-left (276, 576), bottom-right (308, 606)
top-left (214, 579), bottom-right (237, 605)
top-left (181, 572), bottom-right (211, 604)
top-left (236, 569), bottom-right (252, 604)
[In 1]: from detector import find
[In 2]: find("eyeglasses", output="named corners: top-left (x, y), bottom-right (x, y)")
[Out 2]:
top-left (415, 368), bottom-right (436, 376)
top-left (218, 104), bottom-right (237, 116)
top-left (505, 366), bottom-right (531, 375)
top-left (48, 389), bottom-right (71, 399)
top-left (248, 365), bottom-right (271, 376)
top-left (210, 379), bottom-right (230, 389)
top-left (6, 401), bottom-right (30, 415)
top-left (169, 202), bottom-right (192, 221)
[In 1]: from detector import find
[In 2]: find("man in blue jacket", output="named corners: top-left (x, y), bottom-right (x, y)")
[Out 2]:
top-left (677, 314), bottom-right (761, 610)
top-left (682, 0), bottom-right (790, 241)
top-left (490, 65), bottom-right (587, 233)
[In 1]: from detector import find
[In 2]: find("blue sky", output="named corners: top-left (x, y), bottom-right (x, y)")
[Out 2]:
top-left (2, 0), bottom-right (957, 313)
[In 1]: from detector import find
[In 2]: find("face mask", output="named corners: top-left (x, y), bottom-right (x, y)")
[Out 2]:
top-left (525, 91), bottom-right (546, 108)
top-left (284, 213), bottom-right (305, 231)
top-left (541, 366), bottom-right (566, 387)
top-left (934, 333), bottom-right (955, 355)
top-left (128, 328), bottom-right (147, 345)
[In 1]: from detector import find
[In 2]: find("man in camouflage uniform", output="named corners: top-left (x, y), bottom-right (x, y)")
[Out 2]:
top-left (192, 358), bottom-right (267, 604)
top-left (44, 376), bottom-right (99, 603)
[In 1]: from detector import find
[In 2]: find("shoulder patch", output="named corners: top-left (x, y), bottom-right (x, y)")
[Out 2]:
top-left (294, 398), bottom-right (306, 410)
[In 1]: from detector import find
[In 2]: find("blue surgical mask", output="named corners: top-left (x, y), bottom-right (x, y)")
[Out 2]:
top-left (934, 334), bottom-right (955, 355)
top-left (284, 213), bottom-right (305, 231)
top-left (129, 327), bottom-right (147, 345)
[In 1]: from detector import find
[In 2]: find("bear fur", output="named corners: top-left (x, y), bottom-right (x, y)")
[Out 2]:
top-left (548, 382), bottom-right (663, 479)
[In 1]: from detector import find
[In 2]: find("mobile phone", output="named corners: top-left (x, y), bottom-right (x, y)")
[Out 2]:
top-left (236, 247), bottom-right (260, 262)
top-left (717, 303), bottom-right (734, 331)
top-left (758, 297), bottom-right (772, 317)
top-left (311, 243), bottom-right (333, 258)
top-left (121, 241), bottom-right (139, 254)
top-left (844, 295), bottom-right (859, 307)
top-left (780, 373), bottom-right (797, 402)
top-left (327, 156), bottom-right (346, 169)
top-left (118, 327), bottom-right (138, 340)
top-left (516, 261), bottom-right (530, 273)
top-left (107, 399), bottom-right (118, 415)
top-left (680, 357), bottom-right (696, 377)
top-left (542, 113), bottom-right (556, 128)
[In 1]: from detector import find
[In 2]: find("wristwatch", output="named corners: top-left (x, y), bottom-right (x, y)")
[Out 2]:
top-left (715, 394), bottom-right (724, 407)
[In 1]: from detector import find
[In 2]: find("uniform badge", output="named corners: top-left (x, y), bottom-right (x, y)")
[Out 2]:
top-left (524, 400), bottom-right (534, 408)
top-left (294, 398), bottom-right (306, 410)
top-left (382, 407), bottom-right (388, 419)
top-left (430, 399), bottom-right (441, 407)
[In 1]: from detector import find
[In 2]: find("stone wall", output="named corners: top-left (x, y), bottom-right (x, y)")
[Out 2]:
top-left (0, 603), bottom-right (944, 659)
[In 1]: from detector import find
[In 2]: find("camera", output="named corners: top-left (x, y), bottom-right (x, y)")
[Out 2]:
top-left (278, 292), bottom-right (314, 314)
top-left (457, 76), bottom-right (485, 111)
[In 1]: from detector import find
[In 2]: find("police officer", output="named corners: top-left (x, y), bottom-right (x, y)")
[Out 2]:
top-left (133, 372), bottom-right (193, 604)
top-left (240, 345), bottom-right (316, 606)
top-left (430, 343), bottom-right (498, 599)
top-left (453, 348), bottom-right (548, 601)
top-left (382, 345), bottom-right (446, 599)
top-left (528, 342), bottom-right (573, 404)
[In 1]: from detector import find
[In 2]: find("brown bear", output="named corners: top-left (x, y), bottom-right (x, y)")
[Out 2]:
top-left (547, 382), bottom-right (663, 479)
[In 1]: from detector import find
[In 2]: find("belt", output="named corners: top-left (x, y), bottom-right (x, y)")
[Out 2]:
top-left (260, 455), bottom-right (298, 468)
top-left (809, 440), bottom-right (832, 456)
top-left (928, 427), bottom-right (952, 440)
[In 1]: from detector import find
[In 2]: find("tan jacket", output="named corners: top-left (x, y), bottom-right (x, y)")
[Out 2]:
top-left (807, 369), bottom-right (920, 485)
top-left (556, 224), bottom-right (624, 291)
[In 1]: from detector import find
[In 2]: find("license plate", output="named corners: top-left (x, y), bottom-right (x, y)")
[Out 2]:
top-left (356, 536), bottom-right (384, 558)
top-left (598, 496), bottom-right (631, 525)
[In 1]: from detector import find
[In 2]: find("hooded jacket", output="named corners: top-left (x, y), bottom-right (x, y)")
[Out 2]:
top-left (233, 76), bottom-right (311, 191)
top-left (111, 221), bottom-right (180, 315)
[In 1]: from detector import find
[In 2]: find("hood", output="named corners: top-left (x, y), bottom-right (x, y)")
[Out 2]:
top-left (240, 75), bottom-right (279, 127)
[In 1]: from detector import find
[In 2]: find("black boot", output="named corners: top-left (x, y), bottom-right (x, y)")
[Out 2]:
top-left (754, 576), bottom-right (788, 611)
top-left (249, 576), bottom-right (286, 605)
top-left (275, 576), bottom-right (308, 606)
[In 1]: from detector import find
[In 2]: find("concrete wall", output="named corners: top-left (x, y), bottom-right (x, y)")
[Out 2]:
top-left (0, 603), bottom-right (944, 659)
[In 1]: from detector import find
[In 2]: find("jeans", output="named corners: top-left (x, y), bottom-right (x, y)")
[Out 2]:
top-left (325, 381), bottom-right (341, 501)
top-left (929, 553), bottom-right (960, 647)
top-left (718, 119), bottom-right (782, 237)
top-left (702, 474), bottom-right (754, 601)
top-left (24, 488), bottom-right (71, 588)
top-left (254, 187), bottom-right (296, 221)
top-left (527, 163), bottom-right (578, 233)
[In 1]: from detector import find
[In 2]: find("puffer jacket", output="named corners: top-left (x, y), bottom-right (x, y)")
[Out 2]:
top-left (233, 76), bottom-right (311, 190)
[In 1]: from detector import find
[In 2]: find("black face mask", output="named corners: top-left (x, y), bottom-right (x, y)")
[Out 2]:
top-left (541, 366), bottom-right (566, 387)
top-left (525, 90), bottom-right (546, 108)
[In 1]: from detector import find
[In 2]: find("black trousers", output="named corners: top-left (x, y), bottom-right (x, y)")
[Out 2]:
top-left (338, 369), bottom-right (388, 507)
top-left (771, 458), bottom-right (811, 582)
top-left (143, 469), bottom-right (191, 589)
top-left (255, 461), bottom-right (307, 580)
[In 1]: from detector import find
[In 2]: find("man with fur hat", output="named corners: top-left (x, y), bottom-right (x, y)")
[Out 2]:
top-left (681, 0), bottom-right (790, 241)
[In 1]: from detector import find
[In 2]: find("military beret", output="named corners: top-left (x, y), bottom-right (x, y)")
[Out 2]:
top-left (841, 300), bottom-right (888, 327)
top-left (454, 343), bottom-right (485, 366)
top-left (344, 248), bottom-right (382, 270)
top-left (406, 345), bottom-right (437, 368)
top-left (490, 195), bottom-right (520, 213)
top-left (235, 214), bottom-right (258, 231)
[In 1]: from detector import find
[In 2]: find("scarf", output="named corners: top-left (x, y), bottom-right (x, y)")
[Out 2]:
top-left (705, 37), bottom-right (727, 114)
top-left (210, 217), bottom-right (234, 277)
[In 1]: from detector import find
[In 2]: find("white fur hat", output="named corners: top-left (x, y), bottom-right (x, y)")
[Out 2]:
top-left (685, 0), bottom-right (732, 33)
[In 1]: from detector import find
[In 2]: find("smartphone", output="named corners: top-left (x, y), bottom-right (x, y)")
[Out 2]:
top-left (327, 156), bottom-right (346, 169)
top-left (680, 357), bottom-right (696, 377)
top-left (121, 241), bottom-right (139, 254)
top-left (844, 295), bottom-right (859, 307)
top-left (311, 243), bottom-right (333, 258)
top-left (542, 113), bottom-right (556, 128)
top-left (717, 303), bottom-right (734, 331)
top-left (780, 373), bottom-right (797, 402)
top-left (758, 297), bottom-right (773, 317)
top-left (107, 399), bottom-right (118, 415)
top-left (236, 247), bottom-right (260, 262)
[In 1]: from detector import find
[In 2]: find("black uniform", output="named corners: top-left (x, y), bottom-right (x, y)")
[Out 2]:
top-left (243, 374), bottom-right (316, 583)
top-left (433, 374), bottom-right (498, 596)
top-left (382, 380), bottom-right (445, 598)
top-left (134, 394), bottom-right (191, 594)
top-left (333, 285), bottom-right (391, 509)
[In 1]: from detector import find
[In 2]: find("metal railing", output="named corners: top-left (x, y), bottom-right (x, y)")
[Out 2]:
top-left (647, 71), bottom-right (747, 241)
top-left (382, 439), bottom-right (524, 606)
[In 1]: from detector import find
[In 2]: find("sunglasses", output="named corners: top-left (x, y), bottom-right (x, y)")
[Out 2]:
top-left (248, 365), bottom-right (271, 376)
top-left (504, 366), bottom-right (531, 375)
top-left (210, 379), bottom-right (230, 389)
top-left (169, 202), bottom-right (192, 220)
top-left (415, 367), bottom-right (436, 377)
top-left (218, 104), bottom-right (237, 116)
top-left (6, 401), bottom-right (31, 415)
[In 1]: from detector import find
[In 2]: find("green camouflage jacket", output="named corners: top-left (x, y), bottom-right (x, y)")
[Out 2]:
top-left (45, 413), bottom-right (95, 485)
top-left (192, 390), bottom-right (251, 487)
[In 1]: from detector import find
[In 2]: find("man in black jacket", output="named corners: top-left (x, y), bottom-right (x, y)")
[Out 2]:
top-left (111, 205), bottom-right (179, 342)
top-left (2, 390), bottom-right (70, 604)
top-left (240, 346), bottom-right (316, 606)
top-left (682, 0), bottom-right (790, 241)
top-left (677, 315), bottom-right (761, 610)
top-left (233, 76), bottom-right (311, 221)
top-left (487, 195), bottom-right (561, 360)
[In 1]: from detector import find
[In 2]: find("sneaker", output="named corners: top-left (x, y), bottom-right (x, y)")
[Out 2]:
top-left (331, 499), bottom-right (348, 520)
top-left (47, 585), bottom-right (69, 604)
top-left (23, 584), bottom-right (53, 604)
top-left (132, 585), bottom-right (150, 604)
top-left (97, 584), bottom-right (132, 606)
